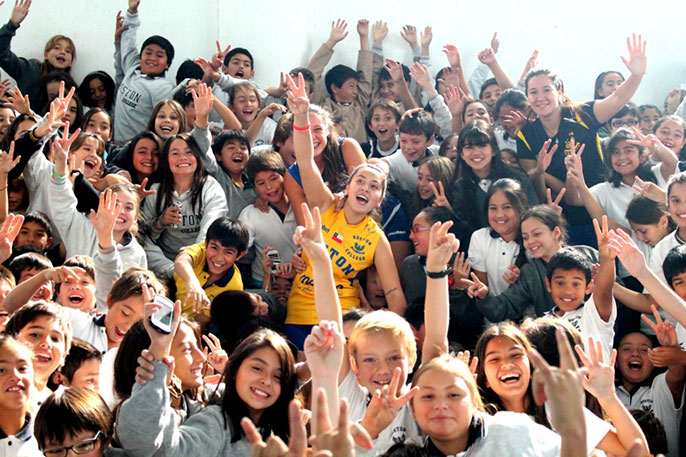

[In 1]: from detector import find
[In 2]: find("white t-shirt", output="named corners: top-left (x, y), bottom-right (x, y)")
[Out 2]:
top-left (556, 295), bottom-right (616, 362)
top-left (62, 308), bottom-right (109, 354)
top-left (468, 228), bottom-right (520, 297)
top-left (617, 373), bottom-right (684, 457)
top-left (251, 117), bottom-right (276, 146)
top-left (543, 406), bottom-right (613, 455)
top-left (339, 370), bottom-right (421, 457)
top-left (99, 347), bottom-right (120, 410)
top-left (238, 203), bottom-right (297, 283)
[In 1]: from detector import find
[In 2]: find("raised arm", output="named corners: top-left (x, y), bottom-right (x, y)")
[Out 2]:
top-left (286, 73), bottom-right (334, 210)
top-left (593, 35), bottom-right (647, 124)
top-left (477, 47), bottom-right (514, 91)
top-left (373, 235), bottom-right (406, 316)
top-left (592, 217), bottom-right (616, 322)
top-left (422, 221), bottom-right (458, 363)
top-left (308, 19), bottom-right (347, 105)
top-left (608, 229), bottom-right (686, 327)
top-left (0, 142), bottom-right (19, 224)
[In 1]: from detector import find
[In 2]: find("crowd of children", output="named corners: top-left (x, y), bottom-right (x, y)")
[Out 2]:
top-left (0, 1), bottom-right (685, 456)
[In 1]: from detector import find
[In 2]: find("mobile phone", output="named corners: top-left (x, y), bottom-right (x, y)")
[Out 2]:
top-left (267, 248), bottom-right (281, 272)
top-left (148, 294), bottom-right (175, 334)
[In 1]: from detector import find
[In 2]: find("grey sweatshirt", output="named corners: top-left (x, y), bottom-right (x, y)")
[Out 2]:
top-left (113, 10), bottom-right (175, 142)
top-left (117, 362), bottom-right (250, 457)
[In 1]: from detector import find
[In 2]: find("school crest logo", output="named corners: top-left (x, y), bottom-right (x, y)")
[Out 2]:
top-left (351, 242), bottom-right (366, 255)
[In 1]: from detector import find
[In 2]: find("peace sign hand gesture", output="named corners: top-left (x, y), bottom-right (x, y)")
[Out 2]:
top-left (426, 220), bottom-right (459, 272)
top-left (292, 203), bottom-right (328, 264)
top-left (462, 272), bottom-right (489, 299)
top-left (632, 176), bottom-right (666, 203)
top-left (546, 187), bottom-right (566, 216)
top-left (285, 73), bottom-right (309, 119)
top-left (429, 181), bottom-right (452, 210)
top-left (641, 304), bottom-right (677, 347)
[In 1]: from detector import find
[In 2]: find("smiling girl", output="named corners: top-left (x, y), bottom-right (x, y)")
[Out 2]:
top-left (0, 335), bottom-right (40, 455)
top-left (653, 115), bottom-right (686, 159)
top-left (0, 0), bottom-right (76, 109)
top-left (117, 299), bottom-right (297, 457)
top-left (283, 73), bottom-right (405, 348)
top-left (468, 179), bottom-right (529, 297)
top-left (449, 120), bottom-right (538, 233)
top-left (517, 36), bottom-right (646, 246)
top-left (141, 133), bottom-right (227, 280)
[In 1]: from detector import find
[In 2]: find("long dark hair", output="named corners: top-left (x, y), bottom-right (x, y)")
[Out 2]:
top-left (309, 104), bottom-right (348, 191)
top-left (124, 130), bottom-right (162, 185)
top-left (154, 133), bottom-right (207, 215)
top-left (218, 329), bottom-right (296, 443)
top-left (77, 71), bottom-right (116, 111)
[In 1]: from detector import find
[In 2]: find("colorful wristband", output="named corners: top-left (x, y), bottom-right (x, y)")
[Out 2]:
top-left (293, 124), bottom-right (310, 132)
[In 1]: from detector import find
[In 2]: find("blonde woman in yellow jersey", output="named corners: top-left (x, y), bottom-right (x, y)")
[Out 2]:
top-left (283, 73), bottom-right (406, 348)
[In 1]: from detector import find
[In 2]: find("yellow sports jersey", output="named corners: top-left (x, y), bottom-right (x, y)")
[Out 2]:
top-left (286, 205), bottom-right (382, 325)
top-left (174, 242), bottom-right (243, 318)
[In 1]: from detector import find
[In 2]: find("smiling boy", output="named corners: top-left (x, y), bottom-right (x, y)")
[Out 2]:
top-left (174, 217), bottom-right (249, 324)
top-left (383, 111), bottom-right (435, 193)
top-left (238, 149), bottom-right (297, 288)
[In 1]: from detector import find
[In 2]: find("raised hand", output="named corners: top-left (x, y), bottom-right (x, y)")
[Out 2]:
top-left (383, 58), bottom-right (405, 83)
top-left (620, 33), bottom-right (647, 77)
top-left (313, 390), bottom-right (373, 455)
top-left (546, 187), bottom-right (566, 216)
top-left (426, 220), bottom-right (459, 272)
top-left (641, 304), bottom-right (678, 347)
top-left (409, 62), bottom-right (432, 90)
top-left (190, 82), bottom-right (214, 120)
top-left (535, 139), bottom-right (558, 175)
top-left (285, 73), bottom-right (309, 118)
top-left (420, 25), bottom-right (432, 49)
top-left (443, 84), bottom-right (465, 117)
top-left (127, 0), bottom-right (140, 14)
top-left (429, 181), bottom-right (452, 210)
top-left (529, 328), bottom-right (586, 441)
top-left (9, 0), bottom-right (30, 27)
top-left (357, 19), bottom-right (369, 37)
top-left (607, 228), bottom-right (648, 277)
top-left (114, 10), bottom-right (129, 44)
top-left (211, 40), bottom-right (231, 70)
top-left (477, 48), bottom-right (497, 66)
top-left (564, 140), bottom-right (586, 186)
top-left (456, 350), bottom-right (478, 375)
top-left (90, 189), bottom-right (121, 245)
top-left (593, 215), bottom-right (615, 260)
top-left (133, 177), bottom-right (156, 200)
top-left (0, 78), bottom-right (10, 96)
top-left (6, 86), bottom-right (31, 115)
top-left (462, 272), bottom-right (488, 299)
top-left (143, 287), bottom-right (182, 361)
top-left (574, 337), bottom-right (617, 402)
top-left (202, 333), bottom-right (228, 374)
top-left (490, 32), bottom-right (500, 54)
top-left (303, 320), bottom-right (344, 379)
top-left (400, 25), bottom-right (418, 49)
top-left (242, 401), bottom-right (308, 457)
top-left (632, 176), bottom-right (666, 203)
top-left (359, 367), bottom-right (419, 440)
top-left (442, 44), bottom-right (462, 68)
top-left (520, 50), bottom-right (539, 80)
top-left (372, 20), bottom-right (388, 46)
top-left (0, 142), bottom-right (19, 174)
top-left (451, 251), bottom-right (471, 289)
top-left (0, 213), bottom-right (23, 262)
top-left (292, 203), bottom-right (328, 264)
top-left (327, 19), bottom-right (348, 47)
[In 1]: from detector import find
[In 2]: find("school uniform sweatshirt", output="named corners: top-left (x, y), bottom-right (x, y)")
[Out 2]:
top-left (117, 361), bottom-right (250, 457)
top-left (308, 44), bottom-right (373, 143)
top-left (113, 10), bottom-right (176, 142)
top-left (140, 177), bottom-right (228, 278)
top-left (48, 174), bottom-right (147, 268)
top-left (0, 20), bottom-right (41, 107)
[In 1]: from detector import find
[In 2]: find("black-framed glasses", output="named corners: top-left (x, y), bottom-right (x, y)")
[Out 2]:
top-left (611, 119), bottom-right (638, 128)
top-left (43, 432), bottom-right (102, 457)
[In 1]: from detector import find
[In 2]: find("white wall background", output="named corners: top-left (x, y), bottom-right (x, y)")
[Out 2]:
top-left (5, 0), bottom-right (686, 106)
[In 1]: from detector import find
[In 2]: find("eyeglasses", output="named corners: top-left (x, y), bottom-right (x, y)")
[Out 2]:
top-left (410, 225), bottom-right (431, 234)
top-left (43, 432), bottom-right (102, 457)
top-left (611, 119), bottom-right (638, 128)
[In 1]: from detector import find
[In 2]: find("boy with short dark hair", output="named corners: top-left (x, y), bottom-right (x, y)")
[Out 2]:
top-left (8, 251), bottom-right (54, 301)
top-left (55, 255), bottom-right (96, 313)
top-left (174, 216), bottom-right (249, 323)
top-left (362, 100), bottom-right (402, 158)
top-left (114, 1), bottom-right (177, 142)
top-left (14, 211), bottom-right (52, 254)
top-left (238, 149), bottom-right (297, 288)
top-left (545, 218), bottom-right (616, 361)
top-left (52, 338), bottom-right (102, 390)
top-left (307, 18), bottom-right (373, 143)
top-left (383, 111), bottom-right (435, 193)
